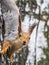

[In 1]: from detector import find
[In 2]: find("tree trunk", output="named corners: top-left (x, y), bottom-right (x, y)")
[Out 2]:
top-left (0, 0), bottom-right (20, 41)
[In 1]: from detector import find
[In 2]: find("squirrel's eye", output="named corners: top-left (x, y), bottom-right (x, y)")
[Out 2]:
top-left (29, 37), bottom-right (30, 39)
top-left (19, 34), bottom-right (21, 37)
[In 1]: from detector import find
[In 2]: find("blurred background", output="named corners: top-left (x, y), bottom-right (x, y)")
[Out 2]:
top-left (0, 0), bottom-right (49, 65)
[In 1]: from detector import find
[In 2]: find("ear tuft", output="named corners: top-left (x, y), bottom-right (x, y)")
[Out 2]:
top-left (29, 23), bottom-right (38, 35)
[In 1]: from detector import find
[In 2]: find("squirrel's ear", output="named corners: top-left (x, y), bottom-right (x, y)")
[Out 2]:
top-left (29, 23), bottom-right (38, 35)
top-left (18, 15), bottom-right (22, 35)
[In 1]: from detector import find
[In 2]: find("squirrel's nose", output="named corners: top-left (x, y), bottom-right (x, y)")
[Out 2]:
top-left (23, 41), bottom-right (26, 45)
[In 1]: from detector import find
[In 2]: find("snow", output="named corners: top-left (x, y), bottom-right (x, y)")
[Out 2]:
top-left (25, 3), bottom-right (30, 12)
top-left (47, 20), bottom-right (49, 26)
top-left (36, 0), bottom-right (49, 14)
top-left (44, 27), bottom-right (48, 32)
top-left (22, 15), bottom-right (47, 65)
top-left (22, 15), bottom-right (30, 32)
top-left (35, 6), bottom-right (39, 14)
top-left (0, 5), bottom-right (1, 15)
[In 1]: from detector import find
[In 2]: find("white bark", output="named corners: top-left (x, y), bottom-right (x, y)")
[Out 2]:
top-left (1, 0), bottom-right (20, 41)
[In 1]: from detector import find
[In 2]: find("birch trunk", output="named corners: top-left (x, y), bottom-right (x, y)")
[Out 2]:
top-left (0, 0), bottom-right (20, 41)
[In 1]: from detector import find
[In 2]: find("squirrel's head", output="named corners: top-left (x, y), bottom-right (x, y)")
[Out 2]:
top-left (18, 23), bottom-right (38, 45)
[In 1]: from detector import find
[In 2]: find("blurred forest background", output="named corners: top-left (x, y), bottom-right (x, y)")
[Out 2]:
top-left (0, 0), bottom-right (49, 65)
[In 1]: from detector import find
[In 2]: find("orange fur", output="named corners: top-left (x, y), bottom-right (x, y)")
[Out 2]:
top-left (0, 32), bottom-right (30, 63)
top-left (0, 23), bottom-right (37, 63)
